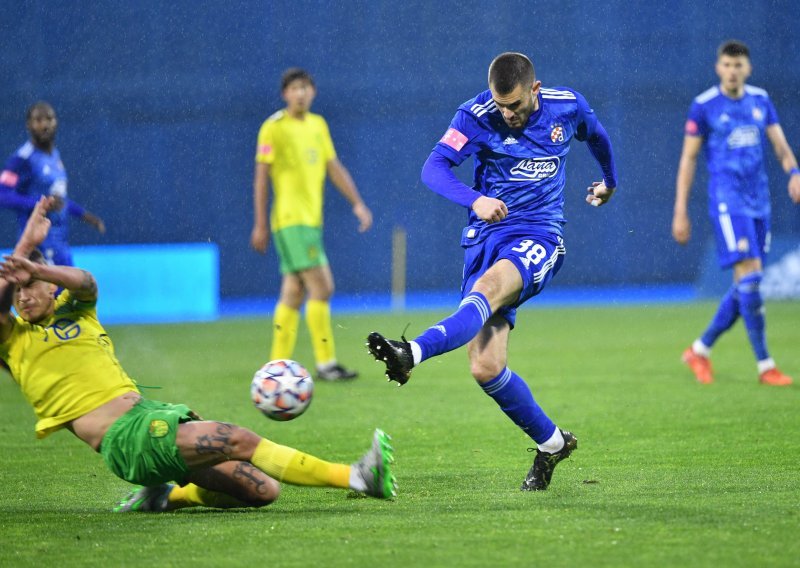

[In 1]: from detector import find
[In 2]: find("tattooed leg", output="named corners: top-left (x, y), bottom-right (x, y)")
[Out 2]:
top-left (176, 421), bottom-right (262, 469)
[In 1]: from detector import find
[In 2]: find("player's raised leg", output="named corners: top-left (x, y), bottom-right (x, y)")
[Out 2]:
top-left (368, 260), bottom-right (519, 384)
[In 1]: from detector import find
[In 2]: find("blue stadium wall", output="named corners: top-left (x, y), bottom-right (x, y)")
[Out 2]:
top-left (1, 1), bottom-right (798, 298)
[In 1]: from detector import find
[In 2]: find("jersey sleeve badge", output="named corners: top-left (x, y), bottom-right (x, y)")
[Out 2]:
top-left (0, 170), bottom-right (19, 187)
top-left (440, 128), bottom-right (468, 151)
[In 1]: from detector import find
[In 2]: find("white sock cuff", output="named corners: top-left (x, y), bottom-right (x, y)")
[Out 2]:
top-left (537, 427), bottom-right (565, 454)
top-left (692, 339), bottom-right (711, 358)
top-left (410, 341), bottom-right (422, 366)
top-left (757, 358), bottom-right (776, 374)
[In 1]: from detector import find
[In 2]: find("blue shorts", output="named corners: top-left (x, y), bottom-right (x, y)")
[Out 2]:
top-left (710, 208), bottom-right (770, 269)
top-left (461, 226), bottom-right (565, 328)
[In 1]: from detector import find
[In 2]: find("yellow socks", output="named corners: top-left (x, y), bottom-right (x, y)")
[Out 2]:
top-left (167, 484), bottom-right (245, 510)
top-left (306, 299), bottom-right (335, 366)
top-left (270, 303), bottom-right (300, 360)
top-left (251, 438), bottom-right (350, 488)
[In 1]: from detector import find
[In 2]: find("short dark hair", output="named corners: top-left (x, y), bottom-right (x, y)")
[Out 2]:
top-left (281, 68), bottom-right (315, 92)
top-left (26, 101), bottom-right (55, 121)
top-left (488, 52), bottom-right (535, 94)
top-left (717, 40), bottom-right (750, 59)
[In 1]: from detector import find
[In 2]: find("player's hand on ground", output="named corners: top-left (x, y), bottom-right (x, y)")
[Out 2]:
top-left (585, 181), bottom-right (615, 207)
top-left (0, 255), bottom-right (39, 286)
top-left (20, 196), bottom-right (55, 248)
top-left (672, 212), bottom-right (691, 244)
top-left (788, 172), bottom-right (800, 204)
top-left (353, 202), bottom-right (373, 232)
top-left (250, 225), bottom-right (270, 253)
top-left (472, 196), bottom-right (508, 223)
top-left (83, 212), bottom-right (106, 234)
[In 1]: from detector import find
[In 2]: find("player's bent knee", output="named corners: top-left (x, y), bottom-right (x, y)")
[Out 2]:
top-left (470, 359), bottom-right (505, 383)
top-left (244, 478), bottom-right (281, 507)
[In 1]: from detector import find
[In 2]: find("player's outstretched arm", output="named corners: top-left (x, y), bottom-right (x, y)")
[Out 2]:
top-left (0, 257), bottom-right (97, 304)
top-left (672, 135), bottom-right (703, 244)
top-left (766, 124), bottom-right (800, 204)
top-left (327, 158), bottom-right (372, 232)
top-left (0, 196), bottom-right (57, 339)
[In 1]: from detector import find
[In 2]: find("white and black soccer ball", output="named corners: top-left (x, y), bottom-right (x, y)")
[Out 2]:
top-left (250, 359), bottom-right (314, 421)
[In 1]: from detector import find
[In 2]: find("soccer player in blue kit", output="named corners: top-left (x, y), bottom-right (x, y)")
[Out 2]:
top-left (0, 102), bottom-right (106, 266)
top-left (368, 52), bottom-right (617, 490)
top-left (673, 41), bottom-right (800, 387)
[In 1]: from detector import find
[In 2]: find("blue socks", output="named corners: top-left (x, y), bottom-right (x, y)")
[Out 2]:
top-left (700, 284), bottom-right (740, 348)
top-left (737, 272), bottom-right (769, 361)
top-left (481, 368), bottom-right (556, 444)
top-left (414, 292), bottom-right (491, 363)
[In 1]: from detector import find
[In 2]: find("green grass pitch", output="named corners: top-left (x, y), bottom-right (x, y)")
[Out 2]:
top-left (1, 301), bottom-right (798, 567)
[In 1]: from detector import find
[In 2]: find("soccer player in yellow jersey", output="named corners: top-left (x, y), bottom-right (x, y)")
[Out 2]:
top-left (0, 197), bottom-right (395, 512)
top-left (250, 68), bottom-right (373, 381)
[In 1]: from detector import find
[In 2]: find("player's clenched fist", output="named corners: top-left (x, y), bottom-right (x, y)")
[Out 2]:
top-left (472, 196), bottom-right (508, 224)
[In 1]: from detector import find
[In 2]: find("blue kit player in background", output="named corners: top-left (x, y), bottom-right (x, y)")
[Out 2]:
top-left (673, 40), bottom-right (800, 387)
top-left (368, 52), bottom-right (617, 491)
top-left (0, 101), bottom-right (106, 266)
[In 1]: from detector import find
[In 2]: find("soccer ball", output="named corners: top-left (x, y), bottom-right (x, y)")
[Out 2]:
top-left (250, 359), bottom-right (314, 421)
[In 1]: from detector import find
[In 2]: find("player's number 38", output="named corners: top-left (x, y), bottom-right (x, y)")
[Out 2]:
top-left (512, 239), bottom-right (547, 269)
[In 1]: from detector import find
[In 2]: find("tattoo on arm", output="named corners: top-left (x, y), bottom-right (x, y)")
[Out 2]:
top-left (75, 270), bottom-right (98, 300)
top-left (194, 423), bottom-right (236, 458)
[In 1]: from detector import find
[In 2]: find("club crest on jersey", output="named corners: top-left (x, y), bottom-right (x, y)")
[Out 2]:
top-left (752, 107), bottom-right (763, 121)
top-left (509, 157), bottom-right (560, 181)
top-left (550, 124), bottom-right (564, 143)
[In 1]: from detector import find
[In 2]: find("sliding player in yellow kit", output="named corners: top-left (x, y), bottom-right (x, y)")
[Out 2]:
top-left (0, 197), bottom-right (395, 512)
top-left (250, 68), bottom-right (373, 381)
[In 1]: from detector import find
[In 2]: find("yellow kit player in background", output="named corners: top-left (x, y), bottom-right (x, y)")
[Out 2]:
top-left (250, 68), bottom-right (373, 381)
top-left (0, 197), bottom-right (396, 512)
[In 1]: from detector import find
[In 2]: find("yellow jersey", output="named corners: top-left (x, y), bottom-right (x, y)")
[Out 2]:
top-left (0, 291), bottom-right (139, 438)
top-left (255, 110), bottom-right (337, 231)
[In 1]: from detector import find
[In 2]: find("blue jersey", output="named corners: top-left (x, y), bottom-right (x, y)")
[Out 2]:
top-left (686, 85), bottom-right (779, 218)
top-left (0, 141), bottom-right (72, 247)
top-left (433, 87), bottom-right (601, 246)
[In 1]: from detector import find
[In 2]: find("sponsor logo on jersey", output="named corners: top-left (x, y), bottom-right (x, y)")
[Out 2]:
top-left (503, 135), bottom-right (518, 145)
top-left (0, 170), bottom-right (19, 187)
top-left (684, 119), bottom-right (699, 136)
top-left (550, 124), bottom-right (564, 143)
top-left (440, 128), bottom-right (468, 151)
top-left (48, 318), bottom-right (81, 341)
top-left (258, 144), bottom-right (272, 157)
top-left (727, 125), bottom-right (760, 149)
top-left (509, 157), bottom-right (560, 181)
